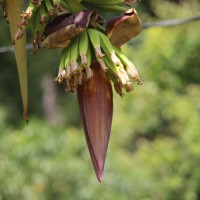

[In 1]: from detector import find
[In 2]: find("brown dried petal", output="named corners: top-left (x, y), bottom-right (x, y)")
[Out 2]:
top-left (43, 10), bottom-right (102, 48)
top-left (106, 8), bottom-right (142, 47)
top-left (77, 66), bottom-right (113, 182)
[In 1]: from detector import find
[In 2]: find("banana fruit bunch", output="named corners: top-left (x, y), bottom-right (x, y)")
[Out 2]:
top-left (9, 0), bottom-right (142, 95)
top-left (56, 28), bottom-right (141, 96)
top-left (13, 0), bottom-right (140, 53)
top-left (81, 0), bottom-right (140, 13)
top-left (14, 0), bottom-right (83, 53)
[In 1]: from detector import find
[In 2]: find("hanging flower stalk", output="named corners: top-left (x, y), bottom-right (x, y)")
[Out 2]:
top-left (6, 0), bottom-right (142, 182)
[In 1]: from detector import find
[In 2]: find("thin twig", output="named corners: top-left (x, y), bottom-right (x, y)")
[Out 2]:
top-left (0, 15), bottom-right (200, 54)
top-left (143, 15), bottom-right (200, 29)
top-left (0, 43), bottom-right (32, 54)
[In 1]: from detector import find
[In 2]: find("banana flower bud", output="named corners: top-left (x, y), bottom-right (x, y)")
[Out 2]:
top-left (77, 66), bottom-right (113, 182)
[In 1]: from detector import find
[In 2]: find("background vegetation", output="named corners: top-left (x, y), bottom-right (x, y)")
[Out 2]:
top-left (0, 0), bottom-right (200, 199)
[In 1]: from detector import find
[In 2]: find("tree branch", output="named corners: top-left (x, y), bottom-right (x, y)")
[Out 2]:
top-left (0, 43), bottom-right (32, 54)
top-left (0, 15), bottom-right (200, 54)
top-left (142, 15), bottom-right (200, 29)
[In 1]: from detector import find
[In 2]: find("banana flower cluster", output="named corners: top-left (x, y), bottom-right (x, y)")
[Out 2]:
top-left (1, 0), bottom-right (142, 182)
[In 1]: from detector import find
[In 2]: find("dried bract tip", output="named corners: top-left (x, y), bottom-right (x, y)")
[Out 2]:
top-left (80, 54), bottom-right (88, 66)
top-left (70, 60), bottom-right (79, 74)
top-left (114, 83), bottom-right (124, 97)
top-left (124, 83), bottom-right (133, 92)
top-left (14, 29), bottom-right (24, 43)
top-left (32, 31), bottom-right (41, 54)
top-left (65, 66), bottom-right (71, 78)
top-left (96, 47), bottom-right (104, 58)
top-left (54, 3), bottom-right (63, 12)
top-left (65, 79), bottom-right (73, 92)
top-left (98, 59), bottom-right (108, 71)
top-left (117, 68), bottom-right (130, 86)
top-left (110, 52), bottom-right (121, 66)
top-left (85, 67), bottom-right (93, 80)
top-left (126, 64), bottom-right (142, 85)
top-left (40, 16), bottom-right (48, 25)
top-left (48, 9), bottom-right (55, 16)
top-left (55, 69), bottom-right (66, 83)
top-left (21, 10), bottom-right (33, 19)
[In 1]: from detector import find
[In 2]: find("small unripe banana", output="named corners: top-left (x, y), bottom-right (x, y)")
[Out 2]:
top-left (87, 29), bottom-right (107, 71)
top-left (45, 0), bottom-right (56, 16)
top-left (69, 36), bottom-right (80, 74)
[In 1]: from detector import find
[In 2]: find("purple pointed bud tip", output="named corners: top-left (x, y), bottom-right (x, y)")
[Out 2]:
top-left (98, 174), bottom-right (104, 183)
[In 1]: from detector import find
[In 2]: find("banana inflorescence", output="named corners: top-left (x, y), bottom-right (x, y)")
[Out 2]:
top-left (9, 0), bottom-right (141, 95)
top-left (12, 0), bottom-right (140, 53)
top-left (56, 28), bottom-right (141, 96)
top-left (3, 0), bottom-right (142, 182)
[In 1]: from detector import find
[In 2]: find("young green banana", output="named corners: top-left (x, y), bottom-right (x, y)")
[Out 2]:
top-left (52, 0), bottom-right (63, 12)
top-left (64, 47), bottom-right (72, 78)
top-left (84, 43), bottom-right (93, 79)
top-left (21, 0), bottom-right (41, 20)
top-left (14, 0), bottom-right (42, 42)
top-left (87, 29), bottom-right (107, 71)
top-left (69, 36), bottom-right (80, 74)
top-left (104, 55), bottom-right (132, 92)
top-left (32, 4), bottom-right (48, 53)
top-left (99, 31), bottom-right (122, 66)
top-left (60, 0), bottom-right (71, 11)
top-left (56, 49), bottom-right (67, 83)
top-left (117, 64), bottom-right (132, 92)
top-left (79, 31), bottom-right (89, 67)
top-left (103, 55), bottom-right (118, 78)
top-left (107, 70), bottom-right (124, 96)
top-left (76, 31), bottom-right (93, 79)
top-left (62, 0), bottom-right (84, 12)
top-left (45, 0), bottom-right (56, 16)
top-left (39, 2), bottom-right (49, 25)
top-left (114, 47), bottom-right (141, 84)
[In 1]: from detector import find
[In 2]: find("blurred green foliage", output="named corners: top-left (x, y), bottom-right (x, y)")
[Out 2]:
top-left (0, 0), bottom-right (200, 199)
